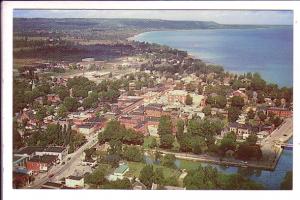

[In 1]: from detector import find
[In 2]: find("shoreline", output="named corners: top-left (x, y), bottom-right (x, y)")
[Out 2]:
top-left (128, 29), bottom-right (293, 88)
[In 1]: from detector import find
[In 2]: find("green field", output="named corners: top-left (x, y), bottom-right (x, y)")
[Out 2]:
top-left (126, 161), bottom-right (181, 180)
top-left (176, 159), bottom-right (206, 171)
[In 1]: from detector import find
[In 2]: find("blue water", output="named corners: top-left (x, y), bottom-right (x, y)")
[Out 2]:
top-left (144, 138), bottom-right (293, 189)
top-left (134, 27), bottom-right (293, 87)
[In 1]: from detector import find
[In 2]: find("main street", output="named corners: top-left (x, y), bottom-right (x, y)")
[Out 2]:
top-left (28, 131), bottom-right (100, 189)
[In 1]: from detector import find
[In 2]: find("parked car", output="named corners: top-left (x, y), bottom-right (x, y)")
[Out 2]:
top-left (48, 174), bottom-right (54, 178)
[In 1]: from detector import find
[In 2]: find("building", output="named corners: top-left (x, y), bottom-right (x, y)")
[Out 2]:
top-left (47, 94), bottom-right (61, 103)
top-left (36, 146), bottom-right (68, 161)
top-left (15, 146), bottom-right (67, 161)
top-left (14, 146), bottom-right (45, 159)
top-left (117, 96), bottom-right (143, 109)
top-left (26, 155), bottom-right (58, 173)
top-left (108, 164), bottom-right (129, 181)
top-left (145, 103), bottom-right (163, 118)
top-left (119, 115), bottom-right (138, 129)
top-left (13, 155), bottom-right (29, 168)
top-left (82, 58), bottom-right (95, 62)
top-left (77, 123), bottom-right (96, 135)
top-left (266, 107), bottom-right (292, 118)
top-left (65, 176), bottom-right (84, 188)
top-left (232, 90), bottom-right (248, 103)
top-left (133, 180), bottom-right (147, 190)
top-left (167, 90), bottom-right (187, 104)
top-left (228, 122), bottom-right (259, 138)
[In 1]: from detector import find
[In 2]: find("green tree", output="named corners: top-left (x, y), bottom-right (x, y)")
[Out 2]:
top-left (215, 95), bottom-right (227, 108)
top-left (185, 94), bottom-right (193, 105)
top-left (139, 165), bottom-right (155, 189)
top-left (57, 104), bottom-right (67, 118)
top-left (158, 116), bottom-right (173, 136)
top-left (176, 119), bottom-right (185, 139)
top-left (122, 145), bottom-right (143, 162)
top-left (162, 154), bottom-right (176, 168)
top-left (54, 86), bottom-right (69, 101)
top-left (257, 111), bottom-right (267, 122)
top-left (231, 96), bottom-right (245, 109)
top-left (35, 106), bottom-right (47, 122)
top-left (154, 168), bottom-right (165, 185)
top-left (228, 107), bottom-right (241, 122)
top-left (160, 134), bottom-right (175, 149)
top-left (63, 97), bottom-right (79, 112)
top-left (247, 109), bottom-right (255, 120)
top-left (246, 134), bottom-right (258, 145)
top-left (202, 105), bottom-right (212, 117)
top-left (220, 131), bottom-right (237, 153)
top-left (149, 138), bottom-right (157, 148)
top-left (85, 166), bottom-right (107, 186)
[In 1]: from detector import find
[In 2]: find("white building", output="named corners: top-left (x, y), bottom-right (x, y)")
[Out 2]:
top-left (65, 176), bottom-right (84, 188)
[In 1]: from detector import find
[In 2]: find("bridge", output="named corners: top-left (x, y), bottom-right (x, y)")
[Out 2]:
top-left (280, 143), bottom-right (293, 150)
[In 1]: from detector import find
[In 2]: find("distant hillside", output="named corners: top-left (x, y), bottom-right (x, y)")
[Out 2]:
top-left (13, 18), bottom-right (275, 33)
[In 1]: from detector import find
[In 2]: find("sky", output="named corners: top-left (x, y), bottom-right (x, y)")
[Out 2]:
top-left (13, 10), bottom-right (293, 25)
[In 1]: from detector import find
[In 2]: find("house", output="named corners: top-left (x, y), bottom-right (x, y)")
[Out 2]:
top-left (228, 122), bottom-right (258, 138)
top-left (81, 158), bottom-right (97, 167)
top-left (26, 155), bottom-right (58, 173)
top-left (167, 90), bottom-right (187, 104)
top-left (232, 90), bottom-right (248, 103)
top-left (266, 107), bottom-right (292, 118)
top-left (65, 176), bottom-right (84, 188)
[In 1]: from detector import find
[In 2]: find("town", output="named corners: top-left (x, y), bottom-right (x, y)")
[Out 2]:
top-left (12, 18), bottom-right (293, 190)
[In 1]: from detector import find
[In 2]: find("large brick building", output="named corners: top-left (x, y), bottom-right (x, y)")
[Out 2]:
top-left (266, 107), bottom-right (292, 118)
top-left (26, 155), bottom-right (58, 173)
top-left (145, 104), bottom-right (164, 118)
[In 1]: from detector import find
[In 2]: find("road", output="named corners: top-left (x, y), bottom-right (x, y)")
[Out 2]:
top-left (28, 131), bottom-right (100, 189)
top-left (260, 117), bottom-right (293, 164)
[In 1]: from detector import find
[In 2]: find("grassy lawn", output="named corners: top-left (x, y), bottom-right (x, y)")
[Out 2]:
top-left (176, 159), bottom-right (203, 171)
top-left (171, 139), bottom-right (180, 152)
top-left (143, 136), bottom-right (158, 148)
top-left (126, 161), bottom-right (181, 180)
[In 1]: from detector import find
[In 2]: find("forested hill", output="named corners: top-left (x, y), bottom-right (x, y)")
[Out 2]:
top-left (13, 18), bottom-right (278, 33)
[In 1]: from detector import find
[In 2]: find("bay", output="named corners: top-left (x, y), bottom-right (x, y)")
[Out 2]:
top-left (133, 27), bottom-right (293, 87)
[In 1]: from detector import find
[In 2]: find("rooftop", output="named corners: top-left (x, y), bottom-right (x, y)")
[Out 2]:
top-left (67, 175), bottom-right (83, 181)
top-left (15, 146), bottom-right (45, 155)
top-left (29, 155), bottom-right (58, 163)
top-left (44, 146), bottom-right (66, 153)
top-left (168, 90), bottom-right (187, 96)
top-left (114, 164), bottom-right (129, 174)
top-left (41, 182), bottom-right (64, 188)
